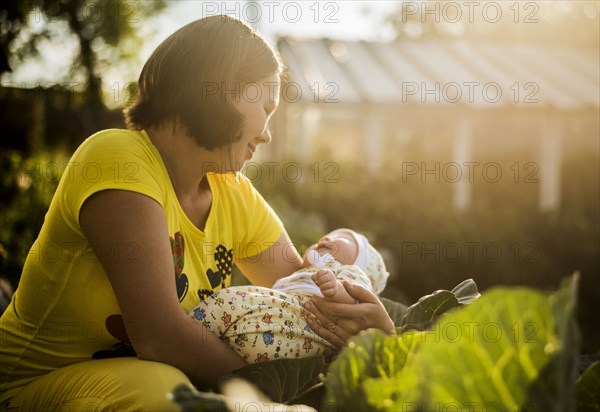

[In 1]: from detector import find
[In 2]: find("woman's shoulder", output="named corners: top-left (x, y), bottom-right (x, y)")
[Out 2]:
top-left (77, 128), bottom-right (146, 152)
top-left (88, 128), bottom-right (140, 139)
top-left (70, 128), bottom-right (156, 163)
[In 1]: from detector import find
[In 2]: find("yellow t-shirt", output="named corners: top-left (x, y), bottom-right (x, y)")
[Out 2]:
top-left (0, 129), bottom-right (283, 395)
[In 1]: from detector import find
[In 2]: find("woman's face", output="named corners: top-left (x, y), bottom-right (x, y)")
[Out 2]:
top-left (223, 73), bottom-right (280, 170)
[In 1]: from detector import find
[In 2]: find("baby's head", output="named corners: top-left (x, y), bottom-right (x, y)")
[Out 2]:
top-left (305, 228), bottom-right (389, 295)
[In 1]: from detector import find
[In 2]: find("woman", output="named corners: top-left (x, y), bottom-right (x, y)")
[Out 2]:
top-left (0, 15), bottom-right (393, 410)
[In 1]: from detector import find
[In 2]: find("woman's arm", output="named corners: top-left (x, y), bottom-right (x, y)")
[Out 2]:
top-left (235, 231), bottom-right (304, 287)
top-left (80, 189), bottom-right (246, 389)
top-left (303, 281), bottom-right (395, 348)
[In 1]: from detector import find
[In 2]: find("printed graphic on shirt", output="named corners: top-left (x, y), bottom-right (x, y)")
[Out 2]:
top-left (92, 314), bottom-right (136, 359)
top-left (197, 244), bottom-right (234, 301)
top-left (170, 232), bottom-right (189, 302)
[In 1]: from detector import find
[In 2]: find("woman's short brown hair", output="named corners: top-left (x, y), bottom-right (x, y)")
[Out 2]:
top-left (124, 15), bottom-right (283, 150)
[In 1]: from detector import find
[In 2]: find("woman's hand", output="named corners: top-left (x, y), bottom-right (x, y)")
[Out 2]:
top-left (303, 281), bottom-right (395, 348)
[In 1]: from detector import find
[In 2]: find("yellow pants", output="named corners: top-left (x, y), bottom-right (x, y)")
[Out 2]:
top-left (0, 358), bottom-right (191, 411)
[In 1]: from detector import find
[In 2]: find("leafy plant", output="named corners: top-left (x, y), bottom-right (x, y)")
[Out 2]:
top-left (323, 275), bottom-right (579, 411)
top-left (576, 361), bottom-right (600, 412)
top-left (397, 278), bottom-right (480, 333)
top-left (0, 150), bottom-right (68, 289)
top-left (172, 275), bottom-right (600, 411)
top-left (232, 356), bottom-right (327, 405)
top-left (322, 329), bottom-right (421, 411)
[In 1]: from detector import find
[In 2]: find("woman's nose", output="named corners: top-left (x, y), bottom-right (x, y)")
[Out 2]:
top-left (257, 128), bottom-right (272, 145)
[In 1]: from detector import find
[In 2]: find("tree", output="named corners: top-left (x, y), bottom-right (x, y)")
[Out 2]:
top-left (0, 0), bottom-right (166, 104)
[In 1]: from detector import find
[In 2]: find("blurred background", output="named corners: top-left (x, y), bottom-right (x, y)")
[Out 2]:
top-left (1, 1), bottom-right (598, 354)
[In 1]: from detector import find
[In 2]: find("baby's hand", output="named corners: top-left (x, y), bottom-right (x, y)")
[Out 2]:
top-left (312, 269), bottom-right (338, 299)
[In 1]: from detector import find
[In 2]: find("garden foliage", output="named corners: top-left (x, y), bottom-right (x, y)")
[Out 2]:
top-left (173, 275), bottom-right (598, 411)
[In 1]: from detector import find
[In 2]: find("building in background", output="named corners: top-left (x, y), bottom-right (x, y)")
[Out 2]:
top-left (266, 37), bottom-right (599, 212)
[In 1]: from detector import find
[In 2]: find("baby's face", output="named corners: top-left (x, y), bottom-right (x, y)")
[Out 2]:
top-left (304, 230), bottom-right (358, 265)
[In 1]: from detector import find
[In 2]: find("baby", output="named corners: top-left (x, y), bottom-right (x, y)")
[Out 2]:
top-left (189, 228), bottom-right (389, 363)
top-left (272, 228), bottom-right (388, 302)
